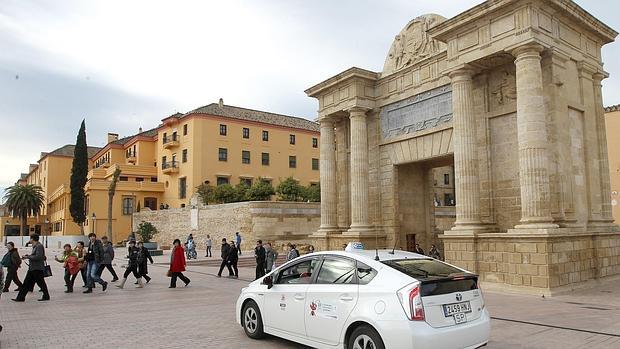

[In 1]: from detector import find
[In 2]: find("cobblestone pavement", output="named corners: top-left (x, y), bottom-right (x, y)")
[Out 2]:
top-left (0, 248), bottom-right (618, 348)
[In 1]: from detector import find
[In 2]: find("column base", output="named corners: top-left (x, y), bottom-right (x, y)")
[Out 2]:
top-left (311, 226), bottom-right (342, 238)
top-left (587, 220), bottom-right (619, 233)
top-left (514, 222), bottom-right (559, 229)
top-left (447, 223), bottom-right (496, 236)
top-left (345, 225), bottom-right (375, 237)
top-left (506, 227), bottom-right (570, 235)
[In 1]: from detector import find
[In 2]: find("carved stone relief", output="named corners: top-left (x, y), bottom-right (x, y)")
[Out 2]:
top-left (488, 66), bottom-right (517, 109)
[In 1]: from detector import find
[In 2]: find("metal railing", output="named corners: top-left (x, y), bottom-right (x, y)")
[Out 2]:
top-left (163, 134), bottom-right (179, 144)
top-left (162, 161), bottom-right (178, 170)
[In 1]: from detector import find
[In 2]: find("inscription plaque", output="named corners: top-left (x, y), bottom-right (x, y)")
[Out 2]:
top-left (380, 85), bottom-right (452, 140)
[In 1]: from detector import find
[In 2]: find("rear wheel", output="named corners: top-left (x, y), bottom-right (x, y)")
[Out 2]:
top-left (242, 300), bottom-right (265, 339)
top-left (348, 325), bottom-right (385, 349)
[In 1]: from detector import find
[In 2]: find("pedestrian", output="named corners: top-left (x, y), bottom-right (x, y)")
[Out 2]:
top-left (0, 262), bottom-right (3, 331)
top-left (265, 242), bottom-right (278, 273)
top-left (97, 236), bottom-right (119, 282)
top-left (2, 242), bottom-right (23, 292)
top-left (217, 238), bottom-right (234, 277)
top-left (255, 240), bottom-right (266, 280)
top-left (308, 245), bottom-right (315, 254)
top-left (169, 239), bottom-right (190, 288)
top-left (83, 233), bottom-right (108, 294)
top-left (116, 240), bottom-right (143, 288)
top-left (414, 243), bottom-right (425, 255)
top-left (428, 244), bottom-right (441, 260)
top-left (12, 234), bottom-right (50, 302)
top-left (286, 243), bottom-right (299, 262)
top-left (228, 241), bottom-right (239, 278)
top-left (74, 241), bottom-right (88, 288)
top-left (136, 241), bottom-right (153, 284)
top-left (205, 235), bottom-right (212, 257)
top-left (54, 244), bottom-right (79, 293)
top-left (235, 232), bottom-right (242, 255)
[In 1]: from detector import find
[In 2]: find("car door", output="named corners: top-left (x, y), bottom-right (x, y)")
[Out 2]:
top-left (263, 256), bottom-right (321, 337)
top-left (304, 256), bottom-right (359, 346)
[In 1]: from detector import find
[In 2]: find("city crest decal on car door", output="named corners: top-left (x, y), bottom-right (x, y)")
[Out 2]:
top-left (309, 300), bottom-right (338, 319)
top-left (280, 294), bottom-right (287, 310)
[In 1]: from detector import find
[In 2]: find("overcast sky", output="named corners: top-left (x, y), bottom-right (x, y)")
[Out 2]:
top-left (1, 0), bottom-right (619, 196)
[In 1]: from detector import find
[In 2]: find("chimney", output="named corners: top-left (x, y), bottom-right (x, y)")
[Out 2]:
top-left (218, 98), bottom-right (224, 108)
top-left (139, 127), bottom-right (143, 133)
top-left (107, 133), bottom-right (119, 143)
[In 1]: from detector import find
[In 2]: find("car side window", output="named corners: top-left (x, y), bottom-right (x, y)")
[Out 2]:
top-left (357, 262), bottom-right (378, 285)
top-left (316, 257), bottom-right (357, 284)
top-left (276, 258), bottom-right (320, 285)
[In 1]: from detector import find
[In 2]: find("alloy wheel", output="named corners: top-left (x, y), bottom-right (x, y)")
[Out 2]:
top-left (244, 307), bottom-right (258, 334)
top-left (352, 334), bottom-right (376, 349)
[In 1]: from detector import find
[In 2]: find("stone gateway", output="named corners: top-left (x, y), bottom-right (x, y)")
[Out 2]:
top-left (306, 0), bottom-right (620, 295)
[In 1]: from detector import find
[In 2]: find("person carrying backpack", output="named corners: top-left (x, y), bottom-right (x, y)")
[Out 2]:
top-left (55, 244), bottom-right (79, 293)
top-left (2, 242), bottom-right (23, 292)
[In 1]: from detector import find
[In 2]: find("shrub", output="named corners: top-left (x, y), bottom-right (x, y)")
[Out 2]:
top-left (196, 183), bottom-right (216, 205)
top-left (214, 184), bottom-right (237, 203)
top-left (247, 178), bottom-right (275, 201)
top-left (136, 222), bottom-right (158, 243)
top-left (275, 176), bottom-right (303, 201)
top-left (302, 183), bottom-right (321, 202)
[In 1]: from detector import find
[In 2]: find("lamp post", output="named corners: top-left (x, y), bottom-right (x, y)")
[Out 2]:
top-left (44, 218), bottom-right (49, 248)
top-left (92, 212), bottom-right (96, 236)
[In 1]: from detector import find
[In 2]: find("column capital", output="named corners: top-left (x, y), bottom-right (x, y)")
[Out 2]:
top-left (319, 117), bottom-right (335, 127)
top-left (591, 71), bottom-right (608, 84)
top-left (447, 66), bottom-right (475, 81)
top-left (512, 43), bottom-right (545, 61)
top-left (346, 106), bottom-right (370, 118)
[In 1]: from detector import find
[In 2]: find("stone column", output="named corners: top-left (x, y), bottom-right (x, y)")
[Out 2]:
top-left (513, 43), bottom-right (558, 229)
top-left (593, 72), bottom-right (615, 224)
top-left (318, 117), bottom-right (338, 233)
top-left (448, 67), bottom-right (484, 230)
top-left (347, 107), bottom-right (372, 234)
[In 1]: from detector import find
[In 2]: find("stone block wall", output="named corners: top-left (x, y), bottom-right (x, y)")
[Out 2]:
top-left (134, 201), bottom-right (320, 253)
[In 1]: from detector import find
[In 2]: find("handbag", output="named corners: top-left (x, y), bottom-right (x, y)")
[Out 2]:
top-left (43, 262), bottom-right (53, 278)
top-left (166, 269), bottom-right (172, 277)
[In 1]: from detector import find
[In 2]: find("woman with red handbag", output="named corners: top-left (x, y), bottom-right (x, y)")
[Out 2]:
top-left (169, 239), bottom-right (190, 288)
top-left (55, 244), bottom-right (79, 293)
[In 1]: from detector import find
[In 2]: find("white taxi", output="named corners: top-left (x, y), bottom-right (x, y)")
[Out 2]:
top-left (236, 245), bottom-right (490, 349)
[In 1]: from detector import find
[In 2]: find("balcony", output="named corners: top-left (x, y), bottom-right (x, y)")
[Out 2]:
top-left (162, 161), bottom-right (179, 174)
top-left (163, 134), bottom-right (180, 149)
top-left (126, 151), bottom-right (136, 164)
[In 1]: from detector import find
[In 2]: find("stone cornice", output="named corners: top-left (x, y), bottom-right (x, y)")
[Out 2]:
top-left (305, 67), bottom-right (379, 98)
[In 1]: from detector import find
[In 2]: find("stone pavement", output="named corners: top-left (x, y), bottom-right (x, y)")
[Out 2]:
top-left (0, 248), bottom-right (618, 348)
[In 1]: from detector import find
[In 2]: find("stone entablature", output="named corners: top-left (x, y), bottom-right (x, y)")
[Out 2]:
top-left (306, 0), bottom-right (620, 294)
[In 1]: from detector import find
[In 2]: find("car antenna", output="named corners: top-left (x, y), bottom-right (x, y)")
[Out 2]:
top-left (374, 226), bottom-right (380, 261)
top-left (389, 233), bottom-right (400, 255)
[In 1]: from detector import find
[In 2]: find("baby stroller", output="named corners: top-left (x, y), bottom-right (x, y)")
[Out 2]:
top-left (186, 240), bottom-right (197, 260)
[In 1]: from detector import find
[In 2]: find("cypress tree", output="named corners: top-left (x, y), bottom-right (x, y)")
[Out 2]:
top-left (70, 120), bottom-right (88, 234)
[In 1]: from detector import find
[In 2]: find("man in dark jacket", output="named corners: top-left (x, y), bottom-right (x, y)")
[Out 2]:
top-left (83, 233), bottom-right (108, 293)
top-left (12, 234), bottom-right (50, 302)
top-left (217, 238), bottom-right (233, 277)
top-left (255, 240), bottom-right (266, 280)
top-left (2, 242), bottom-right (23, 292)
top-left (227, 242), bottom-right (239, 278)
top-left (96, 236), bottom-right (118, 282)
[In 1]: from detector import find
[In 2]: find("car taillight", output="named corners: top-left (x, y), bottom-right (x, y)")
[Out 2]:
top-left (397, 282), bottom-right (425, 321)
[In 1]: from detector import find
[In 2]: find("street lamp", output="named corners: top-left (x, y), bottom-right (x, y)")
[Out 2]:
top-left (92, 212), bottom-right (96, 236)
top-left (44, 218), bottom-right (49, 248)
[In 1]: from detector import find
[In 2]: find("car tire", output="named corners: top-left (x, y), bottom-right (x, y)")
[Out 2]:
top-left (242, 300), bottom-right (265, 339)
top-left (347, 325), bottom-right (385, 349)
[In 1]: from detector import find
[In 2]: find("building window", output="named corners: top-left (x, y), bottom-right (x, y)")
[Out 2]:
top-left (242, 150), bottom-right (251, 164)
top-left (162, 156), bottom-right (167, 167)
top-left (182, 149), bottom-right (188, 163)
top-left (217, 177), bottom-right (229, 186)
top-left (261, 152), bottom-right (270, 166)
top-left (151, 177), bottom-right (158, 182)
top-left (172, 153), bottom-right (177, 164)
top-left (289, 156), bottom-right (297, 168)
top-left (183, 124), bottom-right (188, 136)
top-left (220, 124), bottom-right (227, 136)
top-left (242, 128), bottom-right (250, 139)
top-left (312, 158), bottom-right (319, 171)
top-left (119, 176), bottom-right (128, 181)
top-left (289, 134), bottom-right (296, 145)
top-left (163, 132), bottom-right (167, 143)
top-left (312, 137), bottom-right (318, 148)
top-left (218, 148), bottom-right (228, 161)
top-left (444, 173), bottom-right (450, 185)
top-left (241, 178), bottom-right (252, 187)
top-left (444, 193), bottom-right (455, 206)
top-left (179, 177), bottom-right (187, 199)
top-left (262, 130), bottom-right (269, 141)
top-left (122, 197), bottom-right (134, 215)
top-left (136, 177), bottom-right (144, 182)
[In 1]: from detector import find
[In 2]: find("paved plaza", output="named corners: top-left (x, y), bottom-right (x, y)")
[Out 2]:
top-left (0, 248), bottom-right (618, 349)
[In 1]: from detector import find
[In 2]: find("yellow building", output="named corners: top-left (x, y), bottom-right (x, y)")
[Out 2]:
top-left (606, 105), bottom-right (620, 223)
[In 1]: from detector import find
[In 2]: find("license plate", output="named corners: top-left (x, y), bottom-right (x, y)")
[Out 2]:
top-left (453, 312), bottom-right (467, 324)
top-left (443, 301), bottom-right (472, 317)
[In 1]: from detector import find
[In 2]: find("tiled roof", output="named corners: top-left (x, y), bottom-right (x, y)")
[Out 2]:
top-left (46, 145), bottom-right (102, 159)
top-left (184, 103), bottom-right (319, 132)
top-left (111, 127), bottom-right (159, 145)
top-left (605, 104), bottom-right (620, 113)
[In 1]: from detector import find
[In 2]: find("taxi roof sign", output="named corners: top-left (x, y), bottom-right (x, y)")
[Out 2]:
top-left (345, 242), bottom-right (365, 252)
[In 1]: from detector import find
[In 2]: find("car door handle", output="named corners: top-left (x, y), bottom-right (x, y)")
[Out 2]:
top-left (340, 295), bottom-right (354, 302)
top-left (294, 293), bottom-right (305, 301)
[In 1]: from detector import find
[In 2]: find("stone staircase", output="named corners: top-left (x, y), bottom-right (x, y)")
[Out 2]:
top-left (186, 253), bottom-right (288, 268)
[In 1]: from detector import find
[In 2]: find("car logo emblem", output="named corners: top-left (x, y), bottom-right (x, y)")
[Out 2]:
top-left (456, 293), bottom-right (462, 301)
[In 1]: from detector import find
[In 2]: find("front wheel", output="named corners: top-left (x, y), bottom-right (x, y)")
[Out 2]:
top-left (348, 325), bottom-right (385, 349)
top-left (242, 300), bottom-right (265, 339)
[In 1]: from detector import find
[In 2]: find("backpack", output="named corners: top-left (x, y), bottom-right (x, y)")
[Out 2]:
top-left (66, 255), bottom-right (80, 276)
top-left (1, 252), bottom-right (11, 268)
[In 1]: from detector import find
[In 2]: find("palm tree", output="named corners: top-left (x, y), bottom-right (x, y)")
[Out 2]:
top-left (3, 184), bottom-right (45, 236)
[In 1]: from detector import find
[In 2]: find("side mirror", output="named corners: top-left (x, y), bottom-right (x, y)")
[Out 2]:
top-left (262, 275), bottom-right (274, 289)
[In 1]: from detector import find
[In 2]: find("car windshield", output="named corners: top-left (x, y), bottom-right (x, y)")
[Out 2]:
top-left (382, 258), bottom-right (471, 279)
